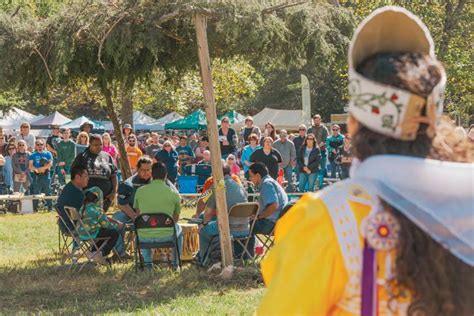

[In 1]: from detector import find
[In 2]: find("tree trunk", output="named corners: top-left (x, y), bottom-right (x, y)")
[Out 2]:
top-left (194, 13), bottom-right (234, 269)
top-left (102, 86), bottom-right (132, 180)
top-left (121, 93), bottom-right (134, 128)
top-left (439, 0), bottom-right (467, 58)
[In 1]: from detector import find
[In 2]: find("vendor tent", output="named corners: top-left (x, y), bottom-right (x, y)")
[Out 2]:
top-left (30, 111), bottom-right (71, 129)
top-left (0, 107), bottom-right (38, 131)
top-left (139, 112), bottom-right (183, 131)
top-left (232, 107), bottom-right (310, 131)
top-left (61, 116), bottom-right (105, 132)
top-left (133, 111), bottom-right (159, 130)
top-left (219, 110), bottom-right (245, 124)
top-left (165, 109), bottom-right (210, 130)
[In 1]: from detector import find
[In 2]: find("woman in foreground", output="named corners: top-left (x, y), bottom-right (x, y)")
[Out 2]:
top-left (258, 6), bottom-right (474, 316)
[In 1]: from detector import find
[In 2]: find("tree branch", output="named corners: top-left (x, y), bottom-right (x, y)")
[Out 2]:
top-left (32, 47), bottom-right (53, 81)
top-left (97, 13), bottom-right (128, 70)
top-left (262, 1), bottom-right (306, 14)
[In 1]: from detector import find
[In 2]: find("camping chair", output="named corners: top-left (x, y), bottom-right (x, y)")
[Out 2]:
top-left (56, 205), bottom-right (75, 264)
top-left (229, 202), bottom-right (259, 265)
top-left (134, 213), bottom-right (181, 271)
top-left (200, 202), bottom-right (259, 267)
top-left (63, 206), bottom-right (112, 272)
top-left (177, 175), bottom-right (199, 194)
top-left (255, 202), bottom-right (294, 259)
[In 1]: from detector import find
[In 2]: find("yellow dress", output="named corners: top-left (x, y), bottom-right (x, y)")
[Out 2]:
top-left (258, 180), bottom-right (409, 316)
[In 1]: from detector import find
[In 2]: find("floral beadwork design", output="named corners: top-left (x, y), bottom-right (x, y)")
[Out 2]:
top-left (362, 211), bottom-right (400, 251)
top-left (349, 79), bottom-right (404, 131)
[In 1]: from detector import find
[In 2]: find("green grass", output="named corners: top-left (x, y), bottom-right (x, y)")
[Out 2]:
top-left (0, 211), bottom-right (265, 315)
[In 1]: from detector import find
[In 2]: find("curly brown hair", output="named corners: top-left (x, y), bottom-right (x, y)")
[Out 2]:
top-left (355, 52), bottom-right (474, 315)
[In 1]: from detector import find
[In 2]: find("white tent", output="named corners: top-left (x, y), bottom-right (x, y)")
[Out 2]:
top-left (0, 107), bottom-right (38, 132)
top-left (232, 107), bottom-right (311, 131)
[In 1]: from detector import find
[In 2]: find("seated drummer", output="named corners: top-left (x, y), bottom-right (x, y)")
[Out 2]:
top-left (113, 156), bottom-right (178, 258)
top-left (197, 164), bottom-right (248, 263)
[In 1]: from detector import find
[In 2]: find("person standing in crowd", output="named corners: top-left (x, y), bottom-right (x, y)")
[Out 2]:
top-left (339, 134), bottom-right (352, 179)
top-left (218, 117), bottom-right (237, 159)
top-left (75, 131), bottom-right (89, 155)
top-left (258, 7), bottom-right (474, 315)
top-left (72, 134), bottom-right (118, 211)
top-left (297, 133), bottom-right (321, 192)
top-left (0, 135), bottom-right (7, 157)
top-left (28, 139), bottom-right (53, 212)
top-left (250, 136), bottom-right (282, 180)
top-left (79, 186), bottom-right (121, 265)
top-left (273, 130), bottom-right (297, 192)
top-left (18, 122), bottom-right (35, 153)
top-left (308, 114), bottom-right (329, 187)
top-left (293, 125), bottom-right (307, 182)
top-left (241, 133), bottom-right (260, 180)
top-left (80, 122), bottom-right (93, 135)
top-left (194, 136), bottom-right (209, 163)
top-left (247, 162), bottom-right (288, 256)
top-left (189, 133), bottom-right (199, 152)
top-left (133, 162), bottom-right (182, 268)
top-left (12, 140), bottom-right (30, 193)
top-left (122, 124), bottom-right (133, 144)
top-left (125, 134), bottom-right (143, 174)
top-left (326, 124), bottom-right (345, 179)
top-left (46, 124), bottom-right (61, 161)
top-left (197, 164), bottom-right (248, 263)
top-left (175, 135), bottom-right (195, 171)
top-left (102, 133), bottom-right (118, 166)
top-left (240, 116), bottom-right (261, 146)
top-left (154, 140), bottom-right (179, 184)
top-left (3, 143), bottom-right (15, 192)
top-left (145, 132), bottom-right (161, 158)
top-left (56, 128), bottom-right (76, 185)
top-left (56, 165), bottom-right (89, 235)
top-left (226, 154), bottom-right (241, 177)
top-left (261, 122), bottom-right (277, 144)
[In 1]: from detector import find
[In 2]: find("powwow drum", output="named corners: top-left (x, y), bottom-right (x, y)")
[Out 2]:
top-left (180, 223), bottom-right (199, 261)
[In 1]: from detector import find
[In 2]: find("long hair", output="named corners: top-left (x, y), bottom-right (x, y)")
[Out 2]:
top-left (355, 52), bottom-right (474, 315)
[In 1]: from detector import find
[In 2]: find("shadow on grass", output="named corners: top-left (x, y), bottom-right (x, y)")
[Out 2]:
top-left (0, 254), bottom-right (263, 314)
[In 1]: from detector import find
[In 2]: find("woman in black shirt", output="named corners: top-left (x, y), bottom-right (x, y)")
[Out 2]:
top-left (250, 136), bottom-right (282, 180)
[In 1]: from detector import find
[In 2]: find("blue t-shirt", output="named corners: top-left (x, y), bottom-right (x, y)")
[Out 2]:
top-left (29, 151), bottom-right (53, 168)
top-left (259, 175), bottom-right (289, 223)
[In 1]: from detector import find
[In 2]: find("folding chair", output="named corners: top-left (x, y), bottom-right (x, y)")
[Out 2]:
top-left (134, 213), bottom-right (181, 271)
top-left (177, 175), bottom-right (199, 194)
top-left (229, 202), bottom-right (259, 265)
top-left (63, 206), bottom-right (112, 271)
top-left (55, 205), bottom-right (75, 264)
top-left (255, 202), bottom-right (294, 259)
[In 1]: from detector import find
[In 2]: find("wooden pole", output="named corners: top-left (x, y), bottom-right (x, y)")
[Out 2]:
top-left (194, 13), bottom-right (233, 268)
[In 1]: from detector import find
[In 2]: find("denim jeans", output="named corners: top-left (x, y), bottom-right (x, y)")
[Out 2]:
top-left (141, 224), bottom-right (183, 267)
top-left (112, 210), bottom-right (133, 256)
top-left (318, 156), bottom-right (327, 188)
top-left (298, 172), bottom-right (318, 192)
top-left (341, 165), bottom-right (350, 179)
top-left (197, 220), bottom-right (249, 263)
top-left (282, 165), bottom-right (294, 192)
top-left (329, 161), bottom-right (341, 179)
top-left (247, 218), bottom-right (275, 257)
top-left (31, 173), bottom-right (52, 211)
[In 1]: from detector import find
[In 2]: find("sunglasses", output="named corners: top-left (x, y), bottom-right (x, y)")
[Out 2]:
top-left (21, 126), bottom-right (29, 129)
top-left (164, 145), bottom-right (171, 147)
top-left (299, 129), bottom-right (306, 131)
top-left (18, 144), bottom-right (25, 147)
top-left (36, 144), bottom-right (44, 146)
top-left (332, 129), bottom-right (339, 131)
top-left (8, 147), bottom-right (15, 150)
top-left (222, 121), bottom-right (229, 123)
top-left (307, 138), bottom-right (315, 141)
top-left (228, 157), bottom-right (235, 160)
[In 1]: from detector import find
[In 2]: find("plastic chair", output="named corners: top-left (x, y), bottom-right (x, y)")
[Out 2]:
top-left (134, 213), bottom-right (181, 271)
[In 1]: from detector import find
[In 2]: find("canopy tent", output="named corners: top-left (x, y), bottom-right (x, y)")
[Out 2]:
top-left (218, 110), bottom-right (245, 124)
top-left (133, 111), bottom-right (158, 130)
top-left (139, 112), bottom-right (184, 131)
top-left (232, 107), bottom-right (310, 131)
top-left (61, 116), bottom-right (105, 132)
top-left (30, 111), bottom-right (71, 129)
top-left (0, 107), bottom-right (38, 131)
top-left (165, 109), bottom-right (211, 130)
